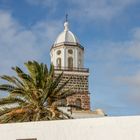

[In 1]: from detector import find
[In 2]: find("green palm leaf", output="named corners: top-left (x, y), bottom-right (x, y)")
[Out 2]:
top-left (0, 61), bottom-right (76, 123)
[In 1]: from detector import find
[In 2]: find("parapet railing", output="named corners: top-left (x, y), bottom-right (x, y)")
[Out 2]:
top-left (54, 66), bottom-right (89, 72)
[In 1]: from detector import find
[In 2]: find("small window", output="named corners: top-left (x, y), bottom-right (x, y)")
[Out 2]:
top-left (68, 57), bottom-right (73, 68)
top-left (57, 50), bottom-right (61, 55)
top-left (75, 98), bottom-right (81, 110)
top-left (78, 59), bottom-right (81, 66)
top-left (68, 49), bottom-right (73, 54)
top-left (56, 58), bottom-right (61, 68)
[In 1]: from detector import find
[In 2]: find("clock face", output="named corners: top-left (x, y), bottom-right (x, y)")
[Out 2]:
top-left (68, 49), bottom-right (73, 54)
top-left (57, 50), bottom-right (61, 55)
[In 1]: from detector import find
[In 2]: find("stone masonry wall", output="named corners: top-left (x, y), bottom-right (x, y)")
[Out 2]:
top-left (67, 93), bottom-right (90, 110)
top-left (55, 72), bottom-right (90, 110)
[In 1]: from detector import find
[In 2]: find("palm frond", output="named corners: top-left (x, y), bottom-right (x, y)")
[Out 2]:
top-left (53, 77), bottom-right (71, 96)
top-left (0, 96), bottom-right (25, 106)
top-left (0, 84), bottom-right (15, 92)
top-left (0, 61), bottom-right (75, 123)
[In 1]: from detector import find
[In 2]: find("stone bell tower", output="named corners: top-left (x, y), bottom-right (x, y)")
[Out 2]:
top-left (50, 18), bottom-right (90, 110)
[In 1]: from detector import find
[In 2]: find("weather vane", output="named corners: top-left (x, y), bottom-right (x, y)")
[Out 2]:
top-left (66, 14), bottom-right (68, 22)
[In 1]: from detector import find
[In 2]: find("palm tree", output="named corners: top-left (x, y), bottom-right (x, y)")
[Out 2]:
top-left (0, 61), bottom-right (75, 123)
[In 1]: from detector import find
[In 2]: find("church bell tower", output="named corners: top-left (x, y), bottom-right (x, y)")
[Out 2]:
top-left (50, 18), bottom-right (90, 110)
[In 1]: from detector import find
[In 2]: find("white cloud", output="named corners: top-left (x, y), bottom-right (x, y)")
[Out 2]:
top-left (87, 26), bottom-right (140, 63)
top-left (69, 0), bottom-right (139, 21)
top-left (117, 72), bottom-right (140, 87)
top-left (25, 0), bottom-right (58, 8)
top-left (0, 10), bottom-right (62, 75)
top-left (126, 28), bottom-right (140, 59)
top-left (24, 0), bottom-right (139, 22)
top-left (85, 26), bottom-right (140, 114)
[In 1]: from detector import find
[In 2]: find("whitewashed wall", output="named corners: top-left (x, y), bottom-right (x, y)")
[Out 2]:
top-left (0, 116), bottom-right (140, 140)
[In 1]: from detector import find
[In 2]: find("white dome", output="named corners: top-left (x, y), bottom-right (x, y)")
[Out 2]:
top-left (54, 21), bottom-right (79, 45)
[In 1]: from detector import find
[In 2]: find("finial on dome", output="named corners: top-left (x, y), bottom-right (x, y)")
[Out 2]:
top-left (65, 14), bottom-right (68, 22)
top-left (64, 14), bottom-right (69, 31)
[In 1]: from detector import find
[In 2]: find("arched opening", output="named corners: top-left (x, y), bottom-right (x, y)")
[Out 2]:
top-left (75, 98), bottom-right (81, 110)
top-left (68, 57), bottom-right (73, 69)
top-left (56, 58), bottom-right (61, 69)
top-left (78, 59), bottom-right (81, 68)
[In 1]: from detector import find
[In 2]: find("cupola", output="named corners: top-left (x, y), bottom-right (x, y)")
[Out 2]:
top-left (50, 18), bottom-right (84, 69)
top-left (54, 21), bottom-right (79, 46)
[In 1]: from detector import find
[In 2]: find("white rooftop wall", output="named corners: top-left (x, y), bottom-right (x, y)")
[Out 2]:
top-left (0, 116), bottom-right (140, 140)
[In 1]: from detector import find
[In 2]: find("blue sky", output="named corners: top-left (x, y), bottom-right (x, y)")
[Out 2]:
top-left (0, 0), bottom-right (140, 116)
